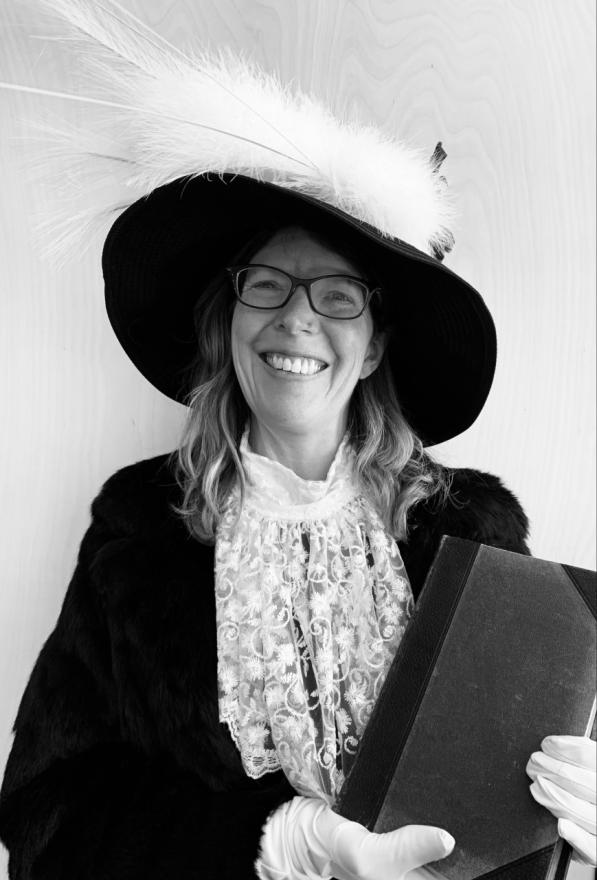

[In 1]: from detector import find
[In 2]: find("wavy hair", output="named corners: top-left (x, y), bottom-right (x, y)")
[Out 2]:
top-left (168, 222), bottom-right (451, 544)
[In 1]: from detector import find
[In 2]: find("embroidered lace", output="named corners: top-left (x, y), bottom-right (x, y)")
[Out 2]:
top-left (215, 425), bottom-right (414, 803)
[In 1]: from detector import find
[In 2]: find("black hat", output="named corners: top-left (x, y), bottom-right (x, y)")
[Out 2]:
top-left (102, 171), bottom-right (495, 446)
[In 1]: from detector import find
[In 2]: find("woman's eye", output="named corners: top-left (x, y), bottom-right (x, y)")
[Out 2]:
top-left (327, 290), bottom-right (355, 303)
top-left (250, 280), bottom-right (281, 290)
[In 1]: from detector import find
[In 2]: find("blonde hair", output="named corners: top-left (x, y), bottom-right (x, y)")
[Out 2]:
top-left (168, 224), bottom-right (451, 544)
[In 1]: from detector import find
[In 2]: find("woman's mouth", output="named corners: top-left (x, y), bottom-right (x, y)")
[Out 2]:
top-left (260, 353), bottom-right (328, 375)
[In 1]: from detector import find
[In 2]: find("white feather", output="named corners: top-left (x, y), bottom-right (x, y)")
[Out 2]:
top-left (2, 0), bottom-right (457, 269)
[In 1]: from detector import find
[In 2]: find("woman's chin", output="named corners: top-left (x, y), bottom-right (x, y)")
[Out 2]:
top-left (253, 400), bottom-right (329, 434)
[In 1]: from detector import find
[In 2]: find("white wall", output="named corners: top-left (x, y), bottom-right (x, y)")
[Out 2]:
top-left (1, 1), bottom-right (595, 877)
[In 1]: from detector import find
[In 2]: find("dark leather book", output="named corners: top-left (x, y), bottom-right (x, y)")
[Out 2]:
top-left (334, 537), bottom-right (596, 880)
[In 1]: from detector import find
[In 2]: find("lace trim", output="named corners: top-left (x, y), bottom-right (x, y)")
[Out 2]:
top-left (215, 429), bottom-right (414, 803)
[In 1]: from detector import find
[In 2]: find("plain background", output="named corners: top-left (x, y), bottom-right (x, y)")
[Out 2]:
top-left (1, 0), bottom-right (595, 877)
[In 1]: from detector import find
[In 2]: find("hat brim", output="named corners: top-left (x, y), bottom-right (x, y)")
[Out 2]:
top-left (102, 174), bottom-right (496, 446)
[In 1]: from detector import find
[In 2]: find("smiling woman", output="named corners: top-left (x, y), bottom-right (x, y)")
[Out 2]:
top-left (169, 219), bottom-right (452, 549)
top-left (0, 1), bottom-right (595, 878)
top-left (230, 226), bottom-right (386, 478)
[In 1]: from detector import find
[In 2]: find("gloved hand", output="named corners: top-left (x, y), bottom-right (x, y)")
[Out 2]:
top-left (255, 795), bottom-right (455, 880)
top-left (526, 734), bottom-right (596, 867)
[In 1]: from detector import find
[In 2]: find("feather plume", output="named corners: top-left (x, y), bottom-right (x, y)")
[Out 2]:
top-left (1, 0), bottom-right (457, 269)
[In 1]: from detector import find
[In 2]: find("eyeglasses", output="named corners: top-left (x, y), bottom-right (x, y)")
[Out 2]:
top-left (226, 264), bottom-right (379, 320)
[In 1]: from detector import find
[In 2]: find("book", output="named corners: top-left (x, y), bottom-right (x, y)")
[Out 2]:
top-left (334, 537), bottom-right (596, 880)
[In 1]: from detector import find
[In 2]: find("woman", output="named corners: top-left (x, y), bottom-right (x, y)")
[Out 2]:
top-left (0, 196), bottom-right (594, 878)
top-left (0, 3), bottom-right (594, 877)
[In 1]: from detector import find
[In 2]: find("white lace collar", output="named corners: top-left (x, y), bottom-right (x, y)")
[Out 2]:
top-left (215, 424), bottom-right (413, 803)
top-left (238, 423), bottom-right (359, 518)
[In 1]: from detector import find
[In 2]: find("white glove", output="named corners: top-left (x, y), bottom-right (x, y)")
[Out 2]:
top-left (255, 795), bottom-right (455, 880)
top-left (526, 734), bottom-right (596, 867)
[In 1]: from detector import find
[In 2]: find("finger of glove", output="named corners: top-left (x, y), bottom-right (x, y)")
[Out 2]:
top-left (530, 775), bottom-right (596, 834)
top-left (309, 804), bottom-right (375, 880)
top-left (332, 823), bottom-right (454, 879)
top-left (542, 736), bottom-right (597, 772)
top-left (328, 822), bottom-right (387, 880)
top-left (314, 807), bottom-right (370, 872)
top-left (386, 825), bottom-right (455, 874)
top-left (558, 818), bottom-right (597, 868)
top-left (526, 750), bottom-right (597, 803)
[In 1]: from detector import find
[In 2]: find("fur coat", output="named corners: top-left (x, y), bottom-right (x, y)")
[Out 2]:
top-left (0, 451), bottom-right (530, 879)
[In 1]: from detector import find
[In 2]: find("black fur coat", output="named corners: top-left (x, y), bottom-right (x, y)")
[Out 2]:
top-left (0, 452), bottom-right (530, 879)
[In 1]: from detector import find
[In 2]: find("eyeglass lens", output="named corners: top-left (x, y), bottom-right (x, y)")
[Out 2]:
top-left (237, 266), bottom-right (367, 318)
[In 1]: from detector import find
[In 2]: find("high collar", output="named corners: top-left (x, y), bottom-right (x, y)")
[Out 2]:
top-left (238, 423), bottom-right (359, 516)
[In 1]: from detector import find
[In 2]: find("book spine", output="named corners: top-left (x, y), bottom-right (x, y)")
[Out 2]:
top-left (334, 536), bottom-right (480, 826)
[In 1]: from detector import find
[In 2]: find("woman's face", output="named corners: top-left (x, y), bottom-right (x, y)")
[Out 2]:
top-left (230, 225), bottom-right (386, 440)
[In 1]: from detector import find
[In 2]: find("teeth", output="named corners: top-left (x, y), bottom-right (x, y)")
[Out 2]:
top-left (264, 354), bottom-right (326, 375)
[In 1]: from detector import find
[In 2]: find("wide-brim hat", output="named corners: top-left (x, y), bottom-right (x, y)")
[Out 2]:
top-left (102, 172), bottom-right (496, 446)
top-left (3, 0), bottom-right (496, 446)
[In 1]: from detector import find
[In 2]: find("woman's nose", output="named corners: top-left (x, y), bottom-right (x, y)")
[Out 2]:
top-left (274, 284), bottom-right (317, 329)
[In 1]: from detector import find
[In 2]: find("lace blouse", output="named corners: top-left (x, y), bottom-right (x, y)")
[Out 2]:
top-left (214, 425), bottom-right (414, 803)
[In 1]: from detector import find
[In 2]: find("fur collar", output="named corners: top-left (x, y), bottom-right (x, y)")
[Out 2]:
top-left (93, 450), bottom-right (530, 601)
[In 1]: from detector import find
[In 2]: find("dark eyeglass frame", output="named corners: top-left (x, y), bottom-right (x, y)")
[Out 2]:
top-left (226, 264), bottom-right (380, 320)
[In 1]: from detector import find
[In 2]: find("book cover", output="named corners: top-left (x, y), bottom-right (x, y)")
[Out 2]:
top-left (334, 538), bottom-right (596, 880)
